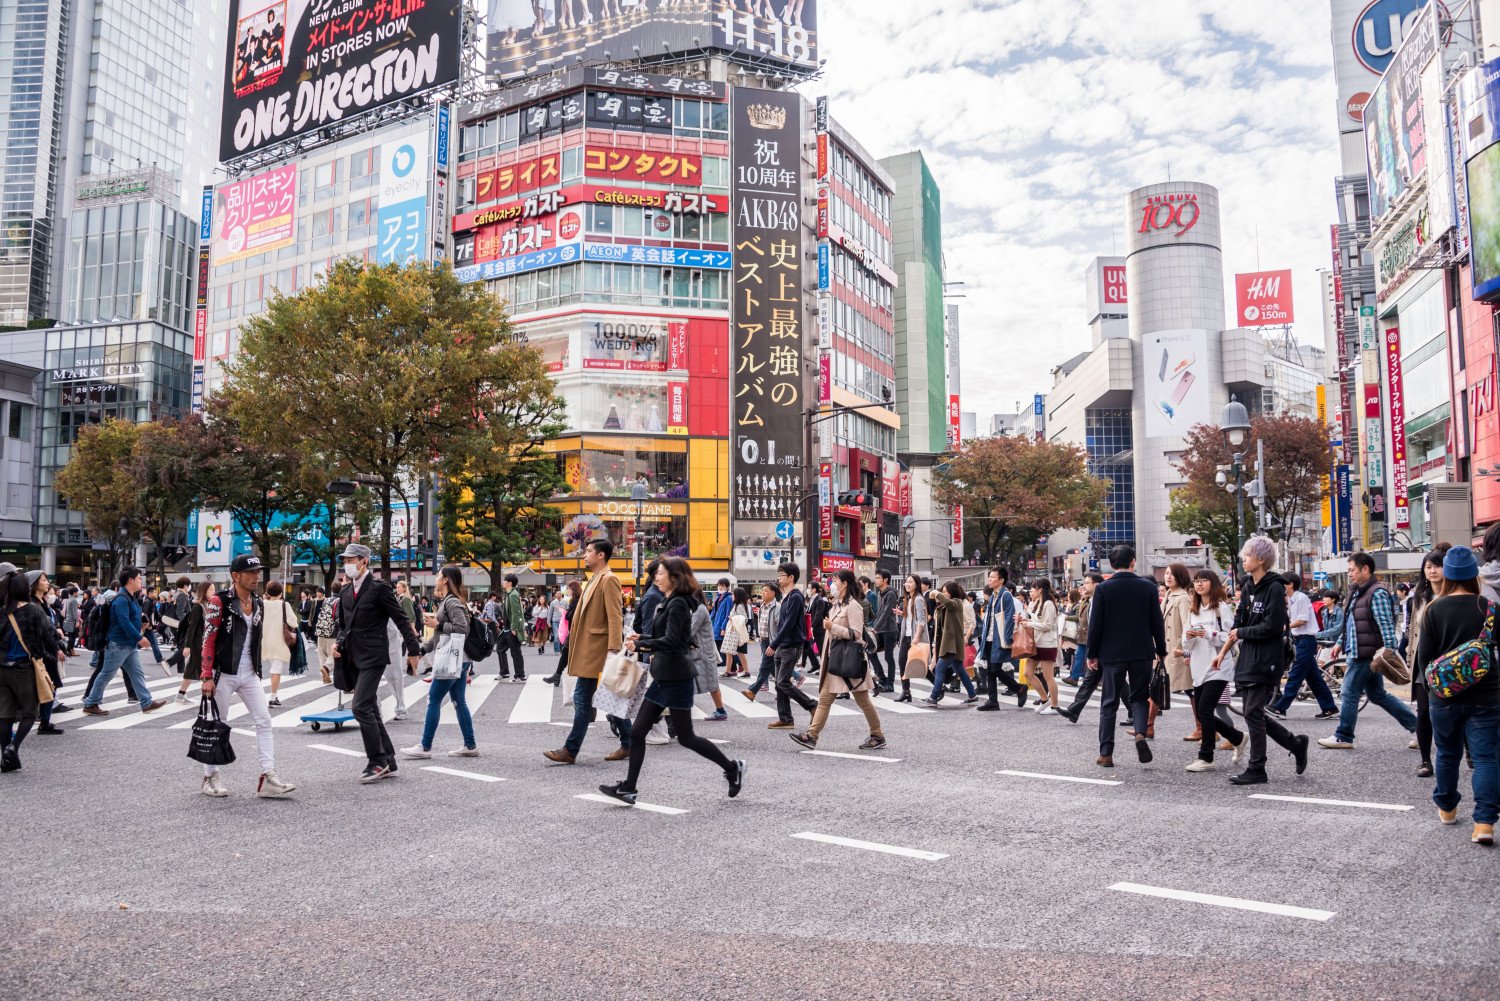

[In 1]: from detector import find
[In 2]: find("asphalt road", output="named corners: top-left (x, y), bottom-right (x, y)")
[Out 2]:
top-left (3, 646), bottom-right (1497, 1000)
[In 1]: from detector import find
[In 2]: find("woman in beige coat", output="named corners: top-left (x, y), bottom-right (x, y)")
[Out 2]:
top-left (1161, 562), bottom-right (1194, 740)
top-left (790, 570), bottom-right (886, 751)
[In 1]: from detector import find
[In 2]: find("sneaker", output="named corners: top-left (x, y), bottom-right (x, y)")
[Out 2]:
top-left (448, 747), bottom-right (479, 758)
top-left (1314, 708), bottom-right (1338, 719)
top-left (400, 745), bottom-right (433, 759)
top-left (1185, 759), bottom-right (1216, 772)
top-left (1473, 823), bottom-right (1495, 845)
top-left (268, 696), bottom-right (282, 708)
top-left (706, 708), bottom-right (728, 721)
top-left (859, 735), bottom-right (887, 750)
top-left (514, 675), bottom-right (527, 683)
top-left (975, 701), bottom-right (1001, 712)
top-left (1037, 706), bottom-right (1056, 716)
top-left (200, 773), bottom-right (228, 797)
top-left (174, 692), bottom-right (191, 705)
top-left (257, 771), bottom-right (296, 798)
top-left (645, 731), bottom-right (670, 745)
top-left (1232, 735), bottom-right (1247, 765)
top-left (1317, 736), bottom-right (1354, 750)
top-left (359, 764), bottom-right (392, 783)
top-left (391, 710), bottom-right (407, 721)
top-left (963, 695), bottom-right (981, 706)
top-left (1438, 806), bottom-right (1458, 825)
top-left (789, 731), bottom-right (816, 749)
top-left (727, 759), bottom-right (747, 798)
top-left (598, 782), bottom-right (637, 805)
top-left (1408, 738), bottom-right (1418, 750)
top-left (1265, 706), bottom-right (1287, 720)
top-left (82, 705), bottom-right (109, 716)
top-left (1229, 769), bottom-right (1268, 786)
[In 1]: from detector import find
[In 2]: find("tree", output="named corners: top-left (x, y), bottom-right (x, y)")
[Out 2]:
top-left (1166, 490), bottom-right (1238, 567)
top-left (54, 418), bottom-right (144, 582)
top-left (932, 435), bottom-right (1111, 570)
top-left (1173, 412), bottom-right (1331, 547)
top-left (440, 442), bottom-right (572, 592)
top-left (299, 487), bottom-right (382, 589)
top-left (130, 420), bottom-right (201, 583)
top-left (223, 259), bottom-right (560, 579)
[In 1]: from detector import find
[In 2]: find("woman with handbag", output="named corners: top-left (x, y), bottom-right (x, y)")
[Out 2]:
top-left (721, 586), bottom-right (752, 678)
top-left (544, 581), bottom-right (583, 687)
top-left (1059, 588), bottom-right (1081, 677)
top-left (1025, 580), bottom-right (1061, 714)
top-left (1405, 547), bottom-right (1447, 778)
top-left (599, 558), bottom-right (747, 805)
top-left (789, 570), bottom-right (886, 750)
top-left (23, 572), bottom-right (65, 736)
top-left (689, 586), bottom-right (729, 721)
top-left (894, 573), bottom-right (928, 704)
top-left (1, 570), bottom-right (53, 772)
top-left (260, 580), bottom-right (299, 708)
top-left (1162, 563), bottom-right (1195, 741)
top-left (923, 582), bottom-right (980, 706)
top-left (401, 566), bottom-right (479, 760)
top-left (1179, 569), bottom-right (1246, 772)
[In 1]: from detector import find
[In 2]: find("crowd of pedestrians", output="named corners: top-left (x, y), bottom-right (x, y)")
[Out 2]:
top-left (1, 530), bottom-right (1495, 847)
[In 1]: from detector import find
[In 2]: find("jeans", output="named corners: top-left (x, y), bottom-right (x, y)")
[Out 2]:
top-left (1241, 680), bottom-right (1299, 771)
top-left (774, 646), bottom-right (817, 723)
top-left (1431, 701), bottom-right (1500, 825)
top-left (748, 646), bottom-right (776, 694)
top-left (204, 667), bottom-right (275, 777)
top-left (1193, 680), bottom-right (1243, 762)
top-left (421, 675), bottom-right (476, 751)
top-left (352, 666), bottom-right (396, 767)
top-left (1097, 660), bottom-right (1151, 758)
top-left (1335, 657), bottom-right (1417, 743)
top-left (1272, 636), bottom-right (1335, 713)
top-left (930, 655), bottom-right (975, 701)
top-left (1069, 642), bottom-right (1088, 683)
top-left (83, 643), bottom-right (154, 710)
top-left (144, 629), bottom-right (164, 664)
top-left (564, 677), bottom-right (628, 757)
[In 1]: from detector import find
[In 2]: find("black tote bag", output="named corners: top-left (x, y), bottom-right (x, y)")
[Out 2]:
top-left (187, 694), bottom-right (236, 766)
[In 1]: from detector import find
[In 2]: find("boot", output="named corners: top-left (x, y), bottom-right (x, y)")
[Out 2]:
top-left (896, 681), bottom-right (912, 703)
top-left (1184, 692), bottom-right (1201, 742)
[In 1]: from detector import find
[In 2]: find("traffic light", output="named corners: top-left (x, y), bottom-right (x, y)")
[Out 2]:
top-left (837, 489), bottom-right (873, 506)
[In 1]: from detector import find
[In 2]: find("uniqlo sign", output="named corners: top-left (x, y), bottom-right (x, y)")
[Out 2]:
top-left (1235, 269), bottom-right (1295, 327)
top-left (1102, 265), bottom-right (1126, 305)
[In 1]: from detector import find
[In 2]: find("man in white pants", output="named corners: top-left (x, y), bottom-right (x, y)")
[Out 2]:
top-left (384, 619), bottom-right (409, 721)
top-left (199, 555), bottom-right (296, 798)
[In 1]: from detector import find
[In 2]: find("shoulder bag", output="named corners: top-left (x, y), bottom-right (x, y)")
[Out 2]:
top-left (600, 649), bottom-right (644, 699)
top-left (826, 636), bottom-right (867, 681)
top-left (6, 613), bottom-right (54, 704)
top-left (1425, 597), bottom-right (1496, 698)
top-left (280, 602), bottom-right (297, 647)
top-left (903, 640), bottom-right (931, 680)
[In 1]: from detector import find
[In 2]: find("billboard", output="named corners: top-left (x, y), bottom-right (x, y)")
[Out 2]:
top-left (1087, 256), bottom-right (1127, 317)
top-left (211, 163), bottom-right (298, 266)
top-left (1471, 142), bottom-right (1500, 302)
top-left (730, 86), bottom-right (804, 526)
top-left (376, 135), bottom-right (430, 265)
top-left (1385, 327), bottom-right (1410, 528)
top-left (220, 0), bottom-right (463, 162)
top-left (1144, 329), bottom-right (1211, 438)
top-left (1234, 269), bottom-right (1295, 326)
top-left (1331, 0), bottom-right (1437, 132)
top-left (486, 1), bottom-right (818, 81)
top-left (1364, 3), bottom-right (1439, 221)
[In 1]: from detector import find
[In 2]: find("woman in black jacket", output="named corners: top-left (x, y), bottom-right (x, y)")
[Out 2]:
top-left (1216, 536), bottom-right (1310, 786)
top-left (2, 571), bottom-right (53, 772)
top-left (171, 582), bottom-right (213, 705)
top-left (599, 557), bottom-right (746, 805)
top-left (25, 572), bottom-right (64, 735)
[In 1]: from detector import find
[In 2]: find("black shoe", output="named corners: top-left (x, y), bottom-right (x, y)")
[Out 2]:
top-left (789, 731), bottom-right (816, 749)
top-left (37, 725), bottom-right (63, 735)
top-left (499, 673), bottom-right (511, 681)
top-left (1229, 769), bottom-right (1268, 786)
top-left (895, 692), bottom-right (912, 703)
top-left (1292, 734), bottom-right (1310, 775)
top-left (727, 759), bottom-right (747, 798)
top-left (1417, 762), bottom-right (1434, 778)
top-left (1, 745), bottom-right (18, 772)
top-left (1120, 719), bottom-right (1135, 728)
top-left (1056, 708), bottom-right (1079, 724)
top-left (1015, 685), bottom-right (1028, 708)
top-left (962, 694), bottom-right (980, 705)
top-left (1135, 738), bottom-right (1153, 764)
top-left (52, 703), bottom-right (73, 714)
top-left (976, 701), bottom-right (1000, 712)
top-left (1265, 706), bottom-right (1287, 720)
top-left (544, 673), bottom-right (561, 686)
top-left (1314, 708), bottom-right (1338, 719)
top-left (598, 782), bottom-right (637, 805)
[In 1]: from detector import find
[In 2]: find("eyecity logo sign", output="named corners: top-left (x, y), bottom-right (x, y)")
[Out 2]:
top-left (1352, 0), bottom-right (1441, 75)
top-left (391, 144), bottom-right (416, 177)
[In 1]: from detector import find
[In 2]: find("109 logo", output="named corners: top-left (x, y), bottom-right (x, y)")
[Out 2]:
top-left (1137, 192), bottom-right (1200, 238)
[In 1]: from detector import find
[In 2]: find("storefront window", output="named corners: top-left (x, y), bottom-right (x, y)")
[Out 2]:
top-left (578, 448), bottom-right (687, 498)
top-left (572, 381), bottom-right (672, 433)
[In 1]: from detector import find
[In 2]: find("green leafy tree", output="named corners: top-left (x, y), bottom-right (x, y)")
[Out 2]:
top-left (222, 259), bottom-right (559, 579)
top-left (1166, 489), bottom-right (1239, 568)
top-left (53, 418), bottom-right (145, 582)
top-left (130, 420), bottom-right (201, 583)
top-left (441, 444), bottom-right (571, 592)
top-left (932, 435), bottom-right (1111, 570)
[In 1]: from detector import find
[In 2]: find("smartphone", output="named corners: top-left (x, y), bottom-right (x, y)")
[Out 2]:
top-left (1170, 370), bottom-right (1195, 405)
top-left (1170, 354), bottom-right (1195, 378)
top-left (1156, 399), bottom-right (1176, 422)
top-left (1158, 348), bottom-right (1169, 381)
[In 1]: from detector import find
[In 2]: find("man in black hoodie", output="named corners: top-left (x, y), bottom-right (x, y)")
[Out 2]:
top-left (1217, 536), bottom-right (1309, 785)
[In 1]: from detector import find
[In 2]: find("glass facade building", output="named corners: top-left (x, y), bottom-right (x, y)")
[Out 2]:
top-left (1085, 407), bottom-right (1134, 550)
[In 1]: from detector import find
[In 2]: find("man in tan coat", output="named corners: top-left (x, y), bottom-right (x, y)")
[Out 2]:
top-left (545, 539), bottom-right (630, 764)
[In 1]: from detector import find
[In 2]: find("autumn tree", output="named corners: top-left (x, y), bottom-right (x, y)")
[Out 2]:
top-left (1166, 490), bottom-right (1238, 565)
top-left (932, 435), bottom-right (1111, 570)
top-left (222, 259), bottom-right (559, 578)
top-left (1172, 412), bottom-right (1331, 550)
top-left (54, 418), bottom-right (144, 581)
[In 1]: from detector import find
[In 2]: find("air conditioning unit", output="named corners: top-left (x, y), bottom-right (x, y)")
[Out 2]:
top-left (1427, 482), bottom-right (1473, 547)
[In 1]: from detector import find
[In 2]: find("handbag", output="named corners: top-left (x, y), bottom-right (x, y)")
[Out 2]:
top-left (431, 634), bottom-right (464, 680)
top-left (826, 637), bottom-right (866, 681)
top-left (161, 615), bottom-right (181, 630)
top-left (1012, 620), bottom-right (1037, 659)
top-left (281, 602), bottom-right (297, 647)
top-left (903, 640), bottom-right (931, 680)
top-left (1425, 596), bottom-right (1495, 698)
top-left (187, 694), bottom-right (235, 766)
top-left (600, 649), bottom-right (644, 699)
top-left (6, 613), bottom-right (54, 704)
top-left (1060, 617), bottom-right (1079, 641)
top-left (288, 631), bottom-right (308, 677)
top-left (1149, 657), bottom-right (1172, 710)
top-left (963, 643), bottom-right (977, 669)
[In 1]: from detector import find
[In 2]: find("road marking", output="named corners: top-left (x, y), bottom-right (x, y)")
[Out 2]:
top-left (1108, 882), bottom-right (1334, 921)
top-left (273, 690), bottom-right (347, 728)
top-left (421, 766), bottom-right (505, 783)
top-left (791, 831), bottom-right (947, 861)
top-left (996, 769), bottom-right (1124, 786)
top-left (81, 697), bottom-right (198, 729)
top-left (306, 743), bottom-right (364, 757)
top-left (58, 674), bottom-right (179, 697)
top-left (875, 696), bottom-right (933, 713)
top-left (708, 738), bottom-right (730, 745)
top-left (799, 749), bottom-right (902, 763)
top-left (575, 793), bottom-right (687, 815)
top-left (459, 676), bottom-right (501, 715)
top-left (162, 680), bottom-right (325, 731)
top-left (508, 676), bottom-right (555, 723)
top-left (720, 690), bottom-right (779, 718)
top-left (380, 678), bottom-right (429, 720)
top-left (1248, 793), bottom-right (1413, 812)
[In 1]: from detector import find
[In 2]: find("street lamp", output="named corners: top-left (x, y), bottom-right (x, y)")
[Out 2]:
top-left (629, 480), bottom-right (650, 594)
top-left (1220, 399), bottom-right (1251, 554)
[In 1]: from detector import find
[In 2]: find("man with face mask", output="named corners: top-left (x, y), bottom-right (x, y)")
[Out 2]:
top-left (330, 544), bottom-right (422, 783)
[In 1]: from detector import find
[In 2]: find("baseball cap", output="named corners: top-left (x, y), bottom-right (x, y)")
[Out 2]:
top-left (231, 555), bottom-right (263, 573)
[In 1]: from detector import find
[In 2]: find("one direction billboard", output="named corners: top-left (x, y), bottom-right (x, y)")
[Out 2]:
top-left (486, 0), bottom-right (818, 81)
top-left (220, 0), bottom-right (462, 163)
top-left (1363, 2), bottom-right (1440, 222)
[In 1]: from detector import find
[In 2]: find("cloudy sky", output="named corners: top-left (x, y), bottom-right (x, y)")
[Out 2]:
top-left (813, 0), bottom-right (1340, 421)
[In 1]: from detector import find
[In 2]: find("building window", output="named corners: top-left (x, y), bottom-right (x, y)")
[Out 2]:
top-left (7, 402), bottom-right (32, 441)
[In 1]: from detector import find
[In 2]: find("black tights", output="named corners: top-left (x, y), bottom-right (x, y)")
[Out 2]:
top-left (1415, 682), bottom-right (1432, 765)
top-left (623, 700), bottom-right (733, 791)
top-left (2, 716), bottom-right (36, 749)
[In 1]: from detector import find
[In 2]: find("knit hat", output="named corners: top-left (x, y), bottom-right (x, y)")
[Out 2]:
top-left (1443, 545), bottom-right (1479, 582)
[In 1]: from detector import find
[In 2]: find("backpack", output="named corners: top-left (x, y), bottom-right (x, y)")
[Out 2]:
top-left (87, 599), bottom-right (112, 646)
top-left (1425, 596), bottom-right (1496, 699)
top-left (315, 597), bottom-right (337, 638)
top-left (464, 616), bottom-right (497, 662)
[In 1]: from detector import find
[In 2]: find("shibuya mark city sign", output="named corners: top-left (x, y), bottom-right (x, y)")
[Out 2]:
top-left (220, 0), bottom-right (462, 162)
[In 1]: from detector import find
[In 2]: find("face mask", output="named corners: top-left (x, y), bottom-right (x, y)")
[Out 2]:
top-left (344, 562), bottom-right (360, 578)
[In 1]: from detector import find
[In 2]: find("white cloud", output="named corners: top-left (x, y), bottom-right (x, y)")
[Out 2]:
top-left (813, 0), bottom-right (1339, 419)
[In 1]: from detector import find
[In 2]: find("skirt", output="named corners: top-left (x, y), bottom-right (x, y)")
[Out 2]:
top-left (1034, 646), bottom-right (1058, 663)
top-left (644, 678), bottom-right (696, 711)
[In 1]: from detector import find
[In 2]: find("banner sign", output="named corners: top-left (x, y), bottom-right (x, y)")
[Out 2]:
top-left (376, 135), bottom-right (429, 264)
top-left (212, 163), bottom-right (297, 266)
top-left (948, 394), bottom-right (961, 449)
top-left (668, 381), bottom-right (688, 434)
top-left (195, 184), bottom-right (212, 366)
top-left (1336, 464), bottom-right (1353, 553)
top-left (475, 153), bottom-right (561, 205)
top-left (585, 145), bottom-right (702, 186)
top-left (220, 0), bottom-right (462, 162)
top-left (1386, 327), bottom-right (1410, 528)
top-left (1234, 269), bottom-right (1295, 326)
top-left (454, 185), bottom-right (724, 234)
top-left (730, 86), bottom-right (805, 526)
top-left (819, 462), bottom-right (833, 550)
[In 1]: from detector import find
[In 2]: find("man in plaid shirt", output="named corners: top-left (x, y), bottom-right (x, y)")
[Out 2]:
top-left (1319, 551), bottom-right (1417, 750)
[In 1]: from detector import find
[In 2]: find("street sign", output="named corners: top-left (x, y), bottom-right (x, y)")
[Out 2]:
top-left (774, 520), bottom-right (795, 541)
top-left (1313, 571), bottom-right (1329, 581)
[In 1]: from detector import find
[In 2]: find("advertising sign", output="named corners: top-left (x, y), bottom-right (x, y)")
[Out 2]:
top-left (584, 145), bottom-right (702, 186)
top-left (581, 318), bottom-right (684, 372)
top-left (1088, 257), bottom-right (1127, 317)
top-left (947, 394), bottom-right (961, 449)
top-left (667, 381), bottom-right (688, 435)
top-left (730, 86), bottom-right (805, 526)
top-left (474, 153), bottom-right (561, 206)
top-left (196, 184), bottom-right (212, 366)
top-left (220, 0), bottom-right (462, 162)
top-left (1364, 3), bottom-right (1440, 221)
top-left (455, 185), bottom-right (722, 235)
top-left (376, 136), bottom-right (429, 265)
top-left (582, 245), bottom-right (730, 269)
top-left (435, 104), bottom-right (450, 171)
top-left (899, 469), bottom-right (912, 518)
top-left (817, 242), bottom-right (829, 289)
top-left (881, 458), bottom-right (899, 512)
top-left (1336, 464), bottom-right (1353, 552)
top-left (1332, 0), bottom-right (1436, 132)
top-left (821, 553), bottom-right (854, 573)
top-left (487, 1), bottom-right (818, 81)
top-left (818, 353), bottom-right (831, 405)
top-left (212, 163), bottom-right (297, 266)
top-left (1144, 329), bottom-right (1211, 438)
top-left (1386, 327), bottom-right (1410, 527)
top-left (818, 462), bottom-right (833, 551)
top-left (1470, 139), bottom-right (1500, 302)
top-left (1234, 269), bottom-right (1295, 326)
top-left (197, 509), bottom-right (232, 567)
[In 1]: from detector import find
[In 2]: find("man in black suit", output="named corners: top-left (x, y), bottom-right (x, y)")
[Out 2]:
top-left (1086, 544), bottom-right (1166, 768)
top-left (330, 544), bottom-right (422, 783)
